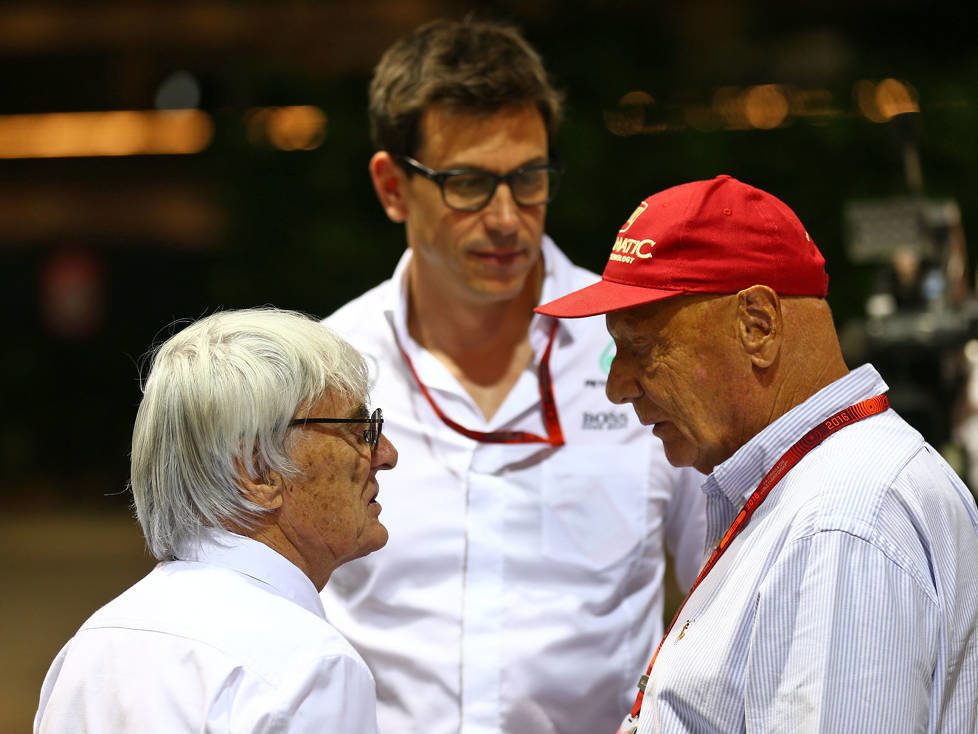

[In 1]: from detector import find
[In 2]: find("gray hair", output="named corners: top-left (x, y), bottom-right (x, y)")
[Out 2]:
top-left (130, 307), bottom-right (368, 560)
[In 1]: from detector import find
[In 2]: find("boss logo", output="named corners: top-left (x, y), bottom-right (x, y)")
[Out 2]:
top-left (581, 411), bottom-right (629, 430)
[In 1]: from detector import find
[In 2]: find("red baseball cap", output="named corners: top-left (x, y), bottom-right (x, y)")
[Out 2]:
top-left (536, 175), bottom-right (829, 318)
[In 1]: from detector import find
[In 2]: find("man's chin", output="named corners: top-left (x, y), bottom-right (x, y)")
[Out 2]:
top-left (465, 275), bottom-right (533, 303)
top-left (659, 436), bottom-right (700, 471)
top-left (464, 252), bottom-right (542, 302)
top-left (362, 524), bottom-right (390, 556)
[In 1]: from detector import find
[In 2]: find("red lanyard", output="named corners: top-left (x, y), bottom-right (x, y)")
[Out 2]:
top-left (397, 320), bottom-right (565, 446)
top-left (623, 393), bottom-right (890, 724)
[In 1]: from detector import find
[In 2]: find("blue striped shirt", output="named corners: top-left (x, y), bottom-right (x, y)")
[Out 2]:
top-left (638, 364), bottom-right (978, 733)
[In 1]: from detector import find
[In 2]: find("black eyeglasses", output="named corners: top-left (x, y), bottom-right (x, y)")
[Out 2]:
top-left (287, 408), bottom-right (384, 451)
top-left (397, 155), bottom-right (564, 212)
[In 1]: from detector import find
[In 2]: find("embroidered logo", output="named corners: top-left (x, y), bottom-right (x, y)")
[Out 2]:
top-left (610, 201), bottom-right (655, 264)
top-left (619, 201), bottom-right (648, 233)
top-left (609, 236), bottom-right (656, 264)
top-left (581, 411), bottom-right (628, 430)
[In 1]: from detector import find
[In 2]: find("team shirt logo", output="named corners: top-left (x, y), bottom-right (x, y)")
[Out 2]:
top-left (581, 411), bottom-right (629, 430)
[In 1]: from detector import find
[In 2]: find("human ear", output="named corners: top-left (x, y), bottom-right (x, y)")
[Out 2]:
top-left (236, 458), bottom-right (285, 511)
top-left (368, 151), bottom-right (409, 223)
top-left (736, 285), bottom-right (782, 369)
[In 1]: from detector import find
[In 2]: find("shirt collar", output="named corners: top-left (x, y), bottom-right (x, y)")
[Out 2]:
top-left (177, 528), bottom-right (326, 620)
top-left (705, 363), bottom-right (889, 508)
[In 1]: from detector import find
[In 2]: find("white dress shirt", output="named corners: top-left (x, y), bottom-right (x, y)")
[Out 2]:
top-left (322, 237), bottom-right (707, 734)
top-left (638, 364), bottom-right (978, 733)
top-left (34, 529), bottom-right (380, 734)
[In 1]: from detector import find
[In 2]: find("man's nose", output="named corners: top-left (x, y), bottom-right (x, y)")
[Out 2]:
top-left (483, 181), bottom-right (520, 237)
top-left (605, 355), bottom-right (638, 405)
top-left (373, 434), bottom-right (398, 470)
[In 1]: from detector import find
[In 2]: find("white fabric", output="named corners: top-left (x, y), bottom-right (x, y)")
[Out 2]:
top-left (321, 237), bottom-right (707, 734)
top-left (637, 364), bottom-right (978, 733)
top-left (34, 529), bottom-right (380, 734)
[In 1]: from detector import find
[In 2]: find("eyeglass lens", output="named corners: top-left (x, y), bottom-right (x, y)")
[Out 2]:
top-left (442, 167), bottom-right (557, 211)
top-left (365, 408), bottom-right (383, 451)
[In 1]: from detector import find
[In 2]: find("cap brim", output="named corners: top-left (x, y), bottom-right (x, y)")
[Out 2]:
top-left (535, 279), bottom-right (686, 318)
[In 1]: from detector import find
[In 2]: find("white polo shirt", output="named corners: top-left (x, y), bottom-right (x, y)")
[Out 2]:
top-left (322, 237), bottom-right (707, 734)
top-left (35, 529), bottom-right (380, 734)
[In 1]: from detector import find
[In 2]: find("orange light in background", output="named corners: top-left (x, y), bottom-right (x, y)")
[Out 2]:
top-left (246, 106), bottom-right (327, 151)
top-left (875, 78), bottom-right (919, 119)
top-left (855, 79), bottom-right (920, 122)
top-left (0, 109), bottom-right (213, 159)
top-left (744, 85), bottom-right (789, 129)
top-left (619, 91), bottom-right (654, 107)
top-left (854, 80), bottom-right (885, 122)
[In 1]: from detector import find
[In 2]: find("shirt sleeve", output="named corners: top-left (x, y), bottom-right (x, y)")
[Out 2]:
top-left (244, 653), bottom-right (380, 734)
top-left (663, 465), bottom-right (708, 591)
top-left (745, 529), bottom-right (938, 734)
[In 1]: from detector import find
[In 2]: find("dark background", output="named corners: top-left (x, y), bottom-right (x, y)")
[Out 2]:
top-left (3, 0), bottom-right (977, 506)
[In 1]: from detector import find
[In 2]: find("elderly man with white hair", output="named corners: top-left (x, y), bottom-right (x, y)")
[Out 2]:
top-left (34, 308), bottom-right (398, 734)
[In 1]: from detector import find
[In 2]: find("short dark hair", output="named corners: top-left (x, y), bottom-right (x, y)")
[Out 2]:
top-left (368, 17), bottom-right (564, 158)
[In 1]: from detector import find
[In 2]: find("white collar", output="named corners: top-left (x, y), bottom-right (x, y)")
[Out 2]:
top-left (177, 529), bottom-right (326, 620)
top-left (706, 363), bottom-right (890, 509)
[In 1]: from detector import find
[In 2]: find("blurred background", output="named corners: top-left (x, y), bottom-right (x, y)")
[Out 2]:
top-left (3, 0), bottom-right (977, 729)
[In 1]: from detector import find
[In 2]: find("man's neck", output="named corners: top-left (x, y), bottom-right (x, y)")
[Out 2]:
top-left (766, 298), bottom-right (851, 426)
top-left (244, 522), bottom-right (332, 592)
top-left (406, 259), bottom-right (543, 420)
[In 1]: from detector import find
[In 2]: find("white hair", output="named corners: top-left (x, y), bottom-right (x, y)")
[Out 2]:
top-left (130, 307), bottom-right (368, 560)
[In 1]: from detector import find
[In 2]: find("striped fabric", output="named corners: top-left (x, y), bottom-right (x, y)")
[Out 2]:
top-left (637, 364), bottom-right (978, 733)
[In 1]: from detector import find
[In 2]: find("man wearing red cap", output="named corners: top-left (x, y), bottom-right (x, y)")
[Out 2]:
top-left (538, 175), bottom-right (978, 733)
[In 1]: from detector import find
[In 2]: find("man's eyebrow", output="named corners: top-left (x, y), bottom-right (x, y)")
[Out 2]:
top-left (353, 403), bottom-right (370, 419)
top-left (445, 155), bottom-right (549, 172)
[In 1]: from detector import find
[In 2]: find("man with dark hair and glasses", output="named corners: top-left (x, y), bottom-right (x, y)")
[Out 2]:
top-left (34, 308), bottom-right (397, 733)
top-left (320, 17), bottom-right (707, 734)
